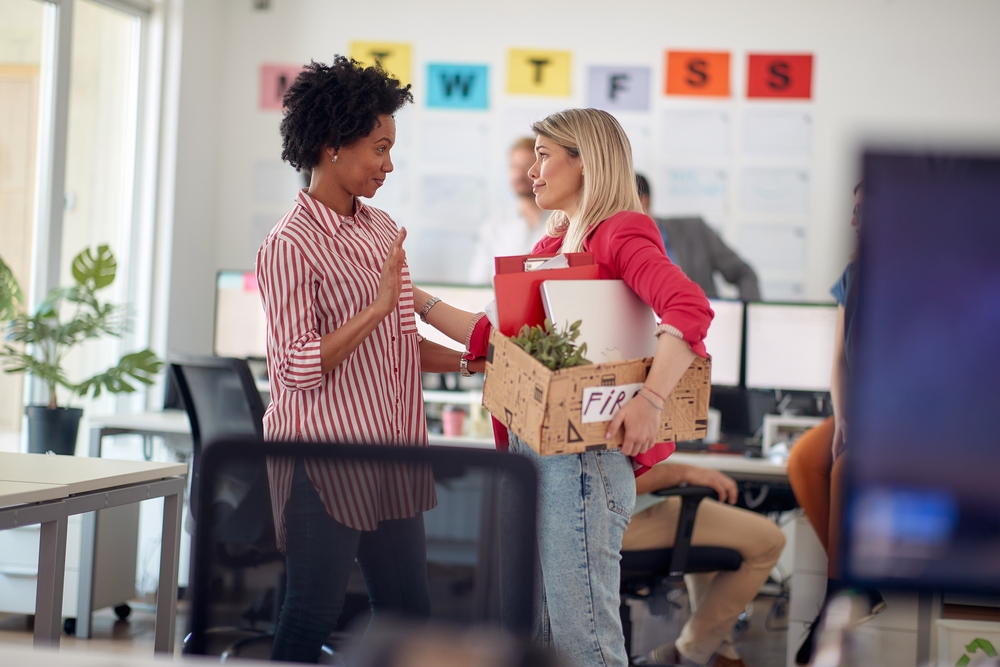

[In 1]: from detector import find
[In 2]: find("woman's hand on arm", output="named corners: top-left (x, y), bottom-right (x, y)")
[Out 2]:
top-left (606, 333), bottom-right (697, 457)
top-left (318, 229), bottom-right (407, 375)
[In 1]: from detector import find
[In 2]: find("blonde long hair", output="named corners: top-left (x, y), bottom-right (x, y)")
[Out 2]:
top-left (532, 109), bottom-right (644, 253)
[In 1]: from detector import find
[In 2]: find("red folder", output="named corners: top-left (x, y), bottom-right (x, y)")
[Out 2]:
top-left (493, 253), bottom-right (600, 336)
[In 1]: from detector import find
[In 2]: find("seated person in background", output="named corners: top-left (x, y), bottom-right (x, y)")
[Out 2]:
top-left (624, 463), bottom-right (785, 667)
top-left (467, 137), bottom-right (550, 284)
top-left (785, 183), bottom-right (884, 666)
top-left (635, 174), bottom-right (760, 301)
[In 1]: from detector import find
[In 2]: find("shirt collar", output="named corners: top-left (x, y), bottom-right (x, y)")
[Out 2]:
top-left (295, 189), bottom-right (370, 233)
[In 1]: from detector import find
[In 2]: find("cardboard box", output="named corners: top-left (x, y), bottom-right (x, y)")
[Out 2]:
top-left (483, 329), bottom-right (711, 455)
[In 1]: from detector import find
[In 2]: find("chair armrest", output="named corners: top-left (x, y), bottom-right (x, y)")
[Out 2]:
top-left (651, 485), bottom-right (719, 501)
top-left (649, 486), bottom-right (718, 578)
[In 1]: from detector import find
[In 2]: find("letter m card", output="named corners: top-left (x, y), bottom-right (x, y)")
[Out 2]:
top-left (427, 63), bottom-right (489, 110)
top-left (747, 54), bottom-right (813, 99)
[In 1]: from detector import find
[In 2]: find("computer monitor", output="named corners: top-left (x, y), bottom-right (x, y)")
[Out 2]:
top-left (414, 284), bottom-right (495, 350)
top-left (744, 303), bottom-right (838, 393)
top-left (703, 299), bottom-right (743, 387)
top-left (214, 270), bottom-right (267, 359)
top-left (841, 151), bottom-right (1000, 593)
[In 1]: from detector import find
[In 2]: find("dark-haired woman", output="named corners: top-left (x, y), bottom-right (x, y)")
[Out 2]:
top-left (256, 57), bottom-right (484, 662)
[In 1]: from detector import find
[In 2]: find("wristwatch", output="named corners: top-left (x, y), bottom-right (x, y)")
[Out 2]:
top-left (459, 357), bottom-right (475, 377)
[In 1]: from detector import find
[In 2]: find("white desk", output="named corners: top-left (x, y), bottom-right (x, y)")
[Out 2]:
top-left (0, 453), bottom-right (187, 653)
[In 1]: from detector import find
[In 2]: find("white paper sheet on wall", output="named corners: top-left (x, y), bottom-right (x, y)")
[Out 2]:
top-left (408, 228), bottom-right (479, 283)
top-left (656, 167), bottom-right (728, 216)
top-left (660, 108), bottom-right (731, 157)
top-left (501, 106), bottom-right (563, 150)
top-left (614, 116), bottom-right (654, 175)
top-left (738, 223), bottom-right (807, 273)
top-left (419, 117), bottom-right (490, 170)
top-left (739, 167), bottom-right (810, 215)
top-left (418, 173), bottom-right (488, 226)
top-left (251, 159), bottom-right (303, 205)
top-left (760, 280), bottom-right (807, 302)
top-left (743, 109), bottom-right (813, 156)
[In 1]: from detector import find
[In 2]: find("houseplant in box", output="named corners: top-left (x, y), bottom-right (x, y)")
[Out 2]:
top-left (0, 245), bottom-right (163, 455)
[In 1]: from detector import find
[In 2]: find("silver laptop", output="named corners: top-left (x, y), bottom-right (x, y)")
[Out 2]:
top-left (540, 280), bottom-right (658, 363)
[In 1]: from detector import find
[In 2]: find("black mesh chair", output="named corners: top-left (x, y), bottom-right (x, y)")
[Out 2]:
top-left (619, 485), bottom-right (743, 662)
top-left (170, 354), bottom-right (297, 659)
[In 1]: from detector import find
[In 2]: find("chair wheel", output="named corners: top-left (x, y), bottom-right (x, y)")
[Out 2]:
top-left (63, 618), bottom-right (76, 635)
top-left (114, 604), bottom-right (131, 620)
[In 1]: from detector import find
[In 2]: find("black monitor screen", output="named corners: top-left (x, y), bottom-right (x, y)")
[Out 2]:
top-left (842, 152), bottom-right (1000, 593)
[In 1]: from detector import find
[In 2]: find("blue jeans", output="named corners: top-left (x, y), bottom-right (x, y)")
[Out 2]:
top-left (271, 459), bottom-right (431, 663)
top-left (507, 435), bottom-right (635, 667)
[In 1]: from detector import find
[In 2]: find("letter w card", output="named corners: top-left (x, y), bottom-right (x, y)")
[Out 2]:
top-left (427, 63), bottom-right (489, 110)
top-left (580, 383), bottom-right (644, 424)
top-left (747, 54), bottom-right (813, 99)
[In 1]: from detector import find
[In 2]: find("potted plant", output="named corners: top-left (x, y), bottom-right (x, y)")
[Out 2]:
top-left (0, 245), bottom-right (163, 455)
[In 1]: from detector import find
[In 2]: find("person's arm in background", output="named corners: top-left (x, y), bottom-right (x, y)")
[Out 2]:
top-left (830, 305), bottom-right (849, 459)
top-left (634, 463), bottom-right (738, 505)
top-left (701, 219), bottom-right (761, 301)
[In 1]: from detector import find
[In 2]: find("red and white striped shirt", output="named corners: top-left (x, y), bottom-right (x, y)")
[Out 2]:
top-left (256, 190), bottom-right (436, 549)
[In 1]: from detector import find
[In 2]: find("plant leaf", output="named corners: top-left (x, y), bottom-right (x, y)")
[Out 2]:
top-left (75, 349), bottom-right (163, 399)
top-left (0, 254), bottom-right (25, 321)
top-left (71, 245), bottom-right (116, 291)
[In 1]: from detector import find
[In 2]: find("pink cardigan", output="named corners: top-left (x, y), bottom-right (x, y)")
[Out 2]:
top-left (466, 210), bottom-right (714, 475)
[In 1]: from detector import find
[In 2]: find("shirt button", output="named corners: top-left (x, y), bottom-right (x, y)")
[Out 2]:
top-left (392, 336), bottom-right (396, 342)
top-left (394, 367), bottom-right (398, 373)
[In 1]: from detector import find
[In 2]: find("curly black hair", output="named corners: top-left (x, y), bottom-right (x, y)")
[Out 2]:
top-left (279, 56), bottom-right (413, 171)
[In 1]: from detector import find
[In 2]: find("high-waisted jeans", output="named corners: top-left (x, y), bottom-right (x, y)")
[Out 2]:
top-left (270, 459), bottom-right (431, 663)
top-left (505, 435), bottom-right (635, 667)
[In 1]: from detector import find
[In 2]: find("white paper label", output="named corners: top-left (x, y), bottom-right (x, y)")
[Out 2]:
top-left (580, 383), bottom-right (644, 424)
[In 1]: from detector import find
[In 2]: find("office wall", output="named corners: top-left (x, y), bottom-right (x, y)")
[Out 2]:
top-left (165, 0), bottom-right (1000, 355)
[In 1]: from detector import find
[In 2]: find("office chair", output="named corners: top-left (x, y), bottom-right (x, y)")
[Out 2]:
top-left (186, 438), bottom-right (539, 657)
top-left (619, 485), bottom-right (743, 662)
top-left (169, 354), bottom-right (293, 659)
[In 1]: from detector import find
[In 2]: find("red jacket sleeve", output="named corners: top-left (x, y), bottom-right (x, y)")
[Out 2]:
top-left (602, 212), bottom-right (714, 358)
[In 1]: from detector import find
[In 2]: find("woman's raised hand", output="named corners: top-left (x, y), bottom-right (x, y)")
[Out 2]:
top-left (375, 228), bottom-right (407, 316)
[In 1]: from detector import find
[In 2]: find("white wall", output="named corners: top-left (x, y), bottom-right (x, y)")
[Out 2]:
top-left (165, 0), bottom-right (1000, 356)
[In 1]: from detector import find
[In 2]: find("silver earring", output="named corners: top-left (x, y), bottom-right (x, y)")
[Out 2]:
top-left (332, 154), bottom-right (338, 163)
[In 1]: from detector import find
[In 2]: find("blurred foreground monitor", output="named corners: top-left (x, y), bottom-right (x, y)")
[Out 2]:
top-left (843, 151), bottom-right (1000, 594)
top-left (185, 438), bottom-right (537, 660)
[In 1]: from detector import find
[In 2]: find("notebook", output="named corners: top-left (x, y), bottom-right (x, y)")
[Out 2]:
top-left (540, 279), bottom-right (658, 364)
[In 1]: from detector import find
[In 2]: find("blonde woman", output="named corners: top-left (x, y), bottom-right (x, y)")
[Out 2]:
top-left (415, 109), bottom-right (713, 667)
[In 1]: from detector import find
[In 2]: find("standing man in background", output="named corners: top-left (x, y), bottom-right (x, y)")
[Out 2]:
top-left (467, 137), bottom-right (550, 284)
top-left (636, 173), bottom-right (760, 301)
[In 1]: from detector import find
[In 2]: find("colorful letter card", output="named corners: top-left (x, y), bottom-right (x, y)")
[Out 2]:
top-left (259, 64), bottom-right (304, 111)
top-left (587, 66), bottom-right (651, 111)
top-left (665, 51), bottom-right (731, 97)
top-left (349, 41), bottom-right (412, 86)
top-left (747, 54), bottom-right (813, 99)
top-left (507, 49), bottom-right (572, 96)
top-left (427, 64), bottom-right (489, 110)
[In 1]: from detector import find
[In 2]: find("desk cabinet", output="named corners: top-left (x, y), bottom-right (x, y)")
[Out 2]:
top-left (0, 505), bottom-right (138, 625)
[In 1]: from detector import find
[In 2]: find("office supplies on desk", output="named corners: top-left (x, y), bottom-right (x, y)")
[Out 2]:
top-left (540, 279), bottom-right (658, 363)
top-left (493, 252), bottom-right (598, 336)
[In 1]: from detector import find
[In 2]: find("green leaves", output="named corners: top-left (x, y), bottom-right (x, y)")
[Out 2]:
top-left (71, 245), bottom-right (116, 290)
top-left (0, 254), bottom-right (25, 321)
top-left (511, 319), bottom-right (592, 371)
top-left (0, 245), bottom-right (162, 408)
top-left (75, 349), bottom-right (163, 399)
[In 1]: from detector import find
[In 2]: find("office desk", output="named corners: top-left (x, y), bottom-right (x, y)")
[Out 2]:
top-left (88, 410), bottom-right (192, 458)
top-left (0, 453), bottom-right (187, 653)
